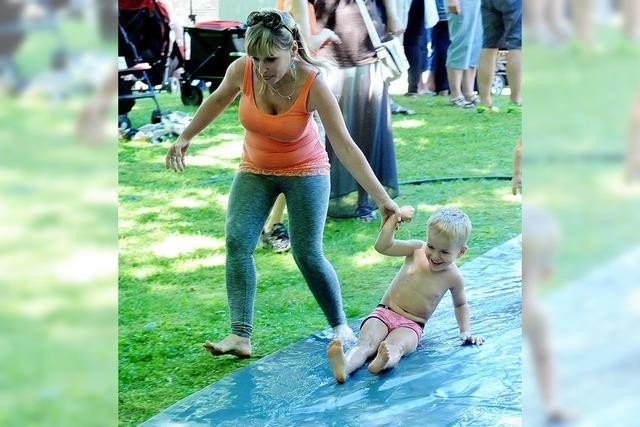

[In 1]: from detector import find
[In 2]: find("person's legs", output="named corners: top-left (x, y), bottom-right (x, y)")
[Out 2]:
top-left (462, 67), bottom-right (477, 99)
top-left (464, 5), bottom-right (483, 102)
top-left (625, 93), bottom-right (640, 181)
top-left (622, 0), bottom-right (640, 40)
top-left (477, 48), bottom-right (498, 106)
top-left (571, 0), bottom-right (595, 44)
top-left (448, 0), bottom-right (482, 106)
top-left (368, 327), bottom-right (420, 373)
top-left (282, 174), bottom-right (351, 339)
top-left (403, 0), bottom-right (426, 95)
top-left (506, 49), bottom-right (521, 104)
top-left (263, 193), bottom-right (286, 232)
top-left (500, 0), bottom-right (522, 105)
top-left (478, 0), bottom-right (503, 109)
top-left (260, 193), bottom-right (291, 253)
top-left (204, 172), bottom-right (279, 357)
top-left (327, 317), bottom-right (389, 383)
top-left (432, 20), bottom-right (451, 94)
top-left (446, 67), bottom-right (465, 100)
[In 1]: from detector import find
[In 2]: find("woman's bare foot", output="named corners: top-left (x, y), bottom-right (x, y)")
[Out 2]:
top-left (368, 341), bottom-right (400, 374)
top-left (327, 339), bottom-right (347, 383)
top-left (332, 324), bottom-right (356, 344)
top-left (203, 334), bottom-right (251, 358)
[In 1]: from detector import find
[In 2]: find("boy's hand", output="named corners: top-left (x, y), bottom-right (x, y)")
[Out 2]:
top-left (399, 205), bottom-right (415, 222)
top-left (460, 332), bottom-right (484, 346)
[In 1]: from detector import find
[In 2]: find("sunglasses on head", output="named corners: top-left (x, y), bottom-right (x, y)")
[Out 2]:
top-left (246, 11), bottom-right (295, 37)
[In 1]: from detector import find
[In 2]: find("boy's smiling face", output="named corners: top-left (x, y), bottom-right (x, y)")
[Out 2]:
top-left (425, 228), bottom-right (467, 272)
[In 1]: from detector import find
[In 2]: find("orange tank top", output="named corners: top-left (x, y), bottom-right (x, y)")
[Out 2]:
top-left (238, 57), bottom-right (330, 176)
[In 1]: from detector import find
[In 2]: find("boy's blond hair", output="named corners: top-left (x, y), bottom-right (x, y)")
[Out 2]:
top-left (427, 207), bottom-right (472, 247)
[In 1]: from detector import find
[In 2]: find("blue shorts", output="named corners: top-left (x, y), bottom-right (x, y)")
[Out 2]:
top-left (481, 0), bottom-right (522, 49)
top-left (446, 0), bottom-right (483, 69)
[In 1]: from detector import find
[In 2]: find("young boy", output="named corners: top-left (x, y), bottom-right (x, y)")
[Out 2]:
top-left (327, 207), bottom-right (483, 383)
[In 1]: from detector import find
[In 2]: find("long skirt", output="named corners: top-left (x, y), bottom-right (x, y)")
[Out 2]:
top-left (324, 61), bottom-right (399, 218)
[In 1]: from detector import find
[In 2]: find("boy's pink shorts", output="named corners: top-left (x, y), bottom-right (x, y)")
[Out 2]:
top-left (360, 304), bottom-right (424, 340)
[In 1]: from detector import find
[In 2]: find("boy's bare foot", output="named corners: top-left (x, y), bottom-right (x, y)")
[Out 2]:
top-left (332, 324), bottom-right (356, 344)
top-left (203, 334), bottom-right (251, 358)
top-left (368, 341), bottom-right (400, 374)
top-left (327, 339), bottom-right (347, 383)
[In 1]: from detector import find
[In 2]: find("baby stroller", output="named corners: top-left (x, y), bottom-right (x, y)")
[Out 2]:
top-left (180, 20), bottom-right (246, 106)
top-left (118, 0), bottom-right (183, 128)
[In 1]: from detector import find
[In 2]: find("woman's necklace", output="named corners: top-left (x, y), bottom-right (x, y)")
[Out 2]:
top-left (269, 76), bottom-right (296, 101)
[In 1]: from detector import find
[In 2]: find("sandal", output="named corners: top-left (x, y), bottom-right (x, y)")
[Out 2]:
top-left (450, 96), bottom-right (475, 109)
top-left (465, 93), bottom-right (480, 105)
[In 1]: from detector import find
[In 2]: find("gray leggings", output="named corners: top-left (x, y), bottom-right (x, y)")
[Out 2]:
top-left (225, 172), bottom-right (346, 338)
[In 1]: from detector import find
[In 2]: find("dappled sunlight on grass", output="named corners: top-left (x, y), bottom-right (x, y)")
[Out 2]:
top-left (353, 250), bottom-right (385, 266)
top-left (200, 140), bottom-right (243, 160)
top-left (174, 254), bottom-right (227, 272)
top-left (53, 248), bottom-right (117, 284)
top-left (151, 234), bottom-right (225, 258)
top-left (394, 119), bottom-right (427, 129)
top-left (598, 170), bottom-right (640, 198)
top-left (129, 265), bottom-right (162, 280)
top-left (169, 197), bottom-right (209, 209)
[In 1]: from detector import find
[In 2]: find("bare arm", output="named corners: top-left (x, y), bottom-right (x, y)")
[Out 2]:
top-left (374, 212), bottom-right (424, 256)
top-left (451, 276), bottom-right (484, 344)
top-left (289, 0), bottom-right (341, 52)
top-left (166, 57), bottom-right (243, 171)
top-left (380, 0), bottom-right (404, 34)
top-left (308, 74), bottom-right (400, 221)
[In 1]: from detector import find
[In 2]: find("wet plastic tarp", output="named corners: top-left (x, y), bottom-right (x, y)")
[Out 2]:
top-left (523, 247), bottom-right (640, 426)
top-left (141, 237), bottom-right (522, 426)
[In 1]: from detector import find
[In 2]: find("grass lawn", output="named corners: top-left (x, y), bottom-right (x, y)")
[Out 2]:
top-left (119, 90), bottom-right (521, 425)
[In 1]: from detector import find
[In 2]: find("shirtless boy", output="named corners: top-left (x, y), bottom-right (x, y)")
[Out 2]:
top-left (327, 206), bottom-right (483, 383)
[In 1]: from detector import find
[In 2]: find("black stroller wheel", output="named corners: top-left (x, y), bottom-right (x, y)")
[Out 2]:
top-left (181, 85), bottom-right (203, 106)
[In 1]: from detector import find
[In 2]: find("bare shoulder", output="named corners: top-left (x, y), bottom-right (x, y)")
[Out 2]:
top-left (448, 265), bottom-right (465, 289)
top-left (225, 56), bottom-right (247, 85)
top-left (307, 70), bottom-right (333, 110)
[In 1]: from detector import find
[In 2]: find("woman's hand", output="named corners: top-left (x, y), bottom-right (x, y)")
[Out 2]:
top-left (385, 15), bottom-right (405, 36)
top-left (378, 198), bottom-right (401, 226)
top-left (166, 136), bottom-right (191, 172)
top-left (309, 28), bottom-right (342, 52)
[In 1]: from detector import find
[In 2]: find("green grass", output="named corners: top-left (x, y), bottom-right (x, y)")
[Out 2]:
top-left (524, 31), bottom-right (640, 286)
top-left (119, 90), bottom-right (521, 425)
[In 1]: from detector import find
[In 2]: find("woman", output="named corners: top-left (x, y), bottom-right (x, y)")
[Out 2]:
top-left (166, 9), bottom-right (400, 357)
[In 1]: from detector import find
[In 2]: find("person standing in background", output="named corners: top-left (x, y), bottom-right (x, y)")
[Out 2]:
top-left (291, 0), bottom-right (402, 221)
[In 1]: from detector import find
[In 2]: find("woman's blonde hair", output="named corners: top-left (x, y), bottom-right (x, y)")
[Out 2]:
top-left (244, 9), bottom-right (330, 71)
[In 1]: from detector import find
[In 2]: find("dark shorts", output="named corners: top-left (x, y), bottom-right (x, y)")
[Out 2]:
top-left (481, 0), bottom-right (522, 49)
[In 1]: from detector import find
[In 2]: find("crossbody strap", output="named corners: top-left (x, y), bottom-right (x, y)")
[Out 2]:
top-left (354, 0), bottom-right (382, 49)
